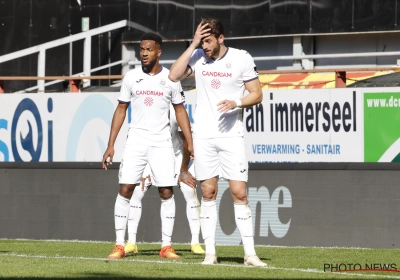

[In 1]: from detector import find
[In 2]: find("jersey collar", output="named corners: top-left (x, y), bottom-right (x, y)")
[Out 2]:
top-left (204, 47), bottom-right (229, 63)
top-left (142, 65), bottom-right (163, 76)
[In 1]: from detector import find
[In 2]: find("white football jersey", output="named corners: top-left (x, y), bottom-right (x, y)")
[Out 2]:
top-left (119, 66), bottom-right (185, 147)
top-left (188, 47), bottom-right (258, 138)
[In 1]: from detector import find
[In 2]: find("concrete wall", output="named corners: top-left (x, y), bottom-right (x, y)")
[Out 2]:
top-left (1, 162), bottom-right (400, 248)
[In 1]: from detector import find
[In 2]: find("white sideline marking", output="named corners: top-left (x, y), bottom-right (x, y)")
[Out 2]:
top-left (1, 253), bottom-right (400, 279)
top-left (0, 238), bottom-right (378, 250)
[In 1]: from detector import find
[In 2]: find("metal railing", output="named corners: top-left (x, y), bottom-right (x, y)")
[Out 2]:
top-left (0, 20), bottom-right (146, 93)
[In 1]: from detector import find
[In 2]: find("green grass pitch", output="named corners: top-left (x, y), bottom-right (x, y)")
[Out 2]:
top-left (1, 239), bottom-right (400, 279)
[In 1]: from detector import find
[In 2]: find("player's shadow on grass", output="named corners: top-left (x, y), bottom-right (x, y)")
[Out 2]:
top-left (130, 248), bottom-right (160, 256)
top-left (125, 248), bottom-right (204, 260)
top-left (218, 256), bottom-right (271, 264)
top-left (1, 278), bottom-right (283, 280)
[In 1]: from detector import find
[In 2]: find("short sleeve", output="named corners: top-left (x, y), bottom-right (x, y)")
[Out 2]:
top-left (188, 49), bottom-right (204, 74)
top-left (118, 74), bottom-right (132, 103)
top-left (242, 51), bottom-right (258, 83)
top-left (171, 80), bottom-right (185, 105)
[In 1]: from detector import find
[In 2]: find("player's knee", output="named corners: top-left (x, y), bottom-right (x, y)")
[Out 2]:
top-left (202, 190), bottom-right (217, 200)
top-left (158, 187), bottom-right (174, 199)
top-left (232, 193), bottom-right (248, 203)
top-left (119, 184), bottom-right (136, 198)
top-left (201, 182), bottom-right (217, 200)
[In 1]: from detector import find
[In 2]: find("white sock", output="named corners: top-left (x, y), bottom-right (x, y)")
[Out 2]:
top-left (234, 203), bottom-right (256, 257)
top-left (180, 183), bottom-right (201, 245)
top-left (127, 186), bottom-right (147, 244)
top-left (160, 195), bottom-right (175, 248)
top-left (114, 193), bottom-right (130, 246)
top-left (200, 199), bottom-right (217, 255)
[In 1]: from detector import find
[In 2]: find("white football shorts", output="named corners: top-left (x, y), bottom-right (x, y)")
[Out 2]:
top-left (140, 152), bottom-right (195, 187)
top-left (193, 137), bottom-right (248, 182)
top-left (119, 138), bottom-right (176, 187)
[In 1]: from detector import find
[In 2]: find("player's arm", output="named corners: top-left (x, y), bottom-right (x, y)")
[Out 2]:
top-left (242, 78), bottom-right (263, 108)
top-left (218, 51), bottom-right (263, 113)
top-left (178, 131), bottom-right (196, 188)
top-left (102, 102), bottom-right (129, 170)
top-left (217, 78), bottom-right (263, 113)
top-left (168, 21), bottom-right (210, 82)
top-left (174, 104), bottom-right (193, 159)
top-left (174, 104), bottom-right (196, 188)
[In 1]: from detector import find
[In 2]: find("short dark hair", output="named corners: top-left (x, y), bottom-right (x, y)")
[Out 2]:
top-left (201, 18), bottom-right (224, 38)
top-left (141, 32), bottom-right (162, 47)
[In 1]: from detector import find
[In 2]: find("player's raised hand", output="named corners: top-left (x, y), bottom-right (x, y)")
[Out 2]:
top-left (179, 170), bottom-right (197, 189)
top-left (193, 20), bottom-right (211, 46)
top-left (217, 99), bottom-right (237, 113)
top-left (102, 146), bottom-right (114, 170)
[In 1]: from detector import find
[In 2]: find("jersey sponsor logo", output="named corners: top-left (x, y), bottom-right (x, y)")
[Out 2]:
top-left (136, 79), bottom-right (143, 83)
top-left (144, 97), bottom-right (154, 106)
top-left (211, 79), bottom-right (221, 89)
top-left (180, 91), bottom-right (185, 99)
top-left (136, 90), bottom-right (164, 96)
top-left (202, 71), bottom-right (232, 78)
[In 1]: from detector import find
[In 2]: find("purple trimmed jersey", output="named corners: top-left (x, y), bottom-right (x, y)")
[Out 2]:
top-left (188, 47), bottom-right (258, 138)
top-left (118, 66), bottom-right (185, 147)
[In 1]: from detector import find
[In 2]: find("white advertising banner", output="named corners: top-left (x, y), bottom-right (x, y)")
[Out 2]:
top-left (0, 89), bottom-right (364, 162)
top-left (244, 89), bottom-right (364, 162)
top-left (0, 93), bottom-right (129, 162)
top-left (184, 89), bottom-right (364, 163)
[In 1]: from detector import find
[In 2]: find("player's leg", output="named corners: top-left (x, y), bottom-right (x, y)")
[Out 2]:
top-left (149, 146), bottom-right (180, 259)
top-left (157, 186), bottom-right (180, 258)
top-left (180, 182), bottom-right (203, 252)
top-left (194, 138), bottom-right (219, 264)
top-left (176, 156), bottom-right (204, 254)
top-left (199, 177), bottom-right (219, 264)
top-left (126, 174), bottom-right (151, 255)
top-left (108, 138), bottom-right (148, 259)
top-left (108, 184), bottom-right (135, 259)
top-left (218, 137), bottom-right (266, 267)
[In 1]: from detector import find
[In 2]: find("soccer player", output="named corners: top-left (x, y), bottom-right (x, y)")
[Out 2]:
top-left (102, 32), bottom-right (193, 259)
top-left (124, 104), bottom-right (205, 256)
top-left (168, 18), bottom-right (266, 266)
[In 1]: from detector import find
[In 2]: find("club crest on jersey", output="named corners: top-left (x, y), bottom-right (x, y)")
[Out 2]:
top-left (226, 61), bottom-right (231, 68)
top-left (160, 78), bottom-right (166, 86)
top-left (211, 79), bottom-right (221, 89)
top-left (144, 97), bottom-right (154, 106)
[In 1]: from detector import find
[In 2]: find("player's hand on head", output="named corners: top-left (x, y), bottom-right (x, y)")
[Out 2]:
top-left (179, 170), bottom-right (196, 189)
top-left (102, 147), bottom-right (114, 170)
top-left (217, 99), bottom-right (236, 113)
top-left (193, 20), bottom-right (211, 46)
